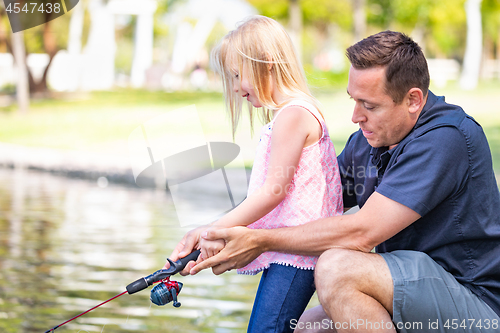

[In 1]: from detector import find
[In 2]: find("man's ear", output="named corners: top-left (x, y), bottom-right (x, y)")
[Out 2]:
top-left (406, 88), bottom-right (424, 114)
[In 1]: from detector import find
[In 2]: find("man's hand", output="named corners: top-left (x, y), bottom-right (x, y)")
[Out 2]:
top-left (190, 226), bottom-right (265, 275)
top-left (164, 224), bottom-right (209, 275)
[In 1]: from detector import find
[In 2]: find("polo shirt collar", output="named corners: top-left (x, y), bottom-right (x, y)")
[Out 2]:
top-left (413, 90), bottom-right (440, 130)
top-left (370, 146), bottom-right (391, 171)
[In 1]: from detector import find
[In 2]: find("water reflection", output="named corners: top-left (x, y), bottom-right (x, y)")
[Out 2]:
top-left (0, 167), bottom-right (258, 333)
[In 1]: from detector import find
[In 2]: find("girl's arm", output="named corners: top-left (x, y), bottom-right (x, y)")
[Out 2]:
top-left (199, 106), bottom-right (320, 259)
top-left (212, 106), bottom-right (321, 228)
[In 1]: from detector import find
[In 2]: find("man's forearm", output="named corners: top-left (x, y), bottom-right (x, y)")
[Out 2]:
top-left (190, 192), bottom-right (421, 275)
top-left (258, 192), bottom-right (421, 257)
top-left (257, 213), bottom-right (368, 256)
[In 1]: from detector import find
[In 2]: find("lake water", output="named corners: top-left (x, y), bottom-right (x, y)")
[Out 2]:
top-left (1, 163), bottom-right (497, 333)
top-left (0, 167), bottom-right (266, 333)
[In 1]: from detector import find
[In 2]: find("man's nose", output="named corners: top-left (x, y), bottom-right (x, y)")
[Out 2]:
top-left (351, 103), bottom-right (366, 124)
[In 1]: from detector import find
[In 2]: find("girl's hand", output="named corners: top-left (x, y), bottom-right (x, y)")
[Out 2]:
top-left (191, 226), bottom-right (264, 275)
top-left (200, 237), bottom-right (225, 260)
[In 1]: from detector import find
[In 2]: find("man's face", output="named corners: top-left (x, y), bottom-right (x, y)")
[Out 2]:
top-left (347, 66), bottom-right (414, 148)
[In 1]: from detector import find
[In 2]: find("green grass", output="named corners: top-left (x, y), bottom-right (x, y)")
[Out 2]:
top-left (0, 90), bottom-right (228, 154)
top-left (0, 84), bottom-right (499, 175)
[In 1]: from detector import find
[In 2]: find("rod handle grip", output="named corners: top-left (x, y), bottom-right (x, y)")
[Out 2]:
top-left (126, 278), bottom-right (148, 295)
top-left (177, 249), bottom-right (201, 269)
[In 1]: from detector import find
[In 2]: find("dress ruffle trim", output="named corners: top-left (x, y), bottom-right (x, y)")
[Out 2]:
top-left (237, 261), bottom-right (315, 275)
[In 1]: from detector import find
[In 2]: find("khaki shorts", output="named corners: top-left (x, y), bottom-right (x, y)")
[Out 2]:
top-left (380, 250), bottom-right (500, 333)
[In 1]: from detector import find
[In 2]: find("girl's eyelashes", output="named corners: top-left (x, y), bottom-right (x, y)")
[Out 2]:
top-left (226, 69), bottom-right (239, 79)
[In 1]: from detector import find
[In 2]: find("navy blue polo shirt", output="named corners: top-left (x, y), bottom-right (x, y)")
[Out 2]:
top-left (338, 91), bottom-right (500, 316)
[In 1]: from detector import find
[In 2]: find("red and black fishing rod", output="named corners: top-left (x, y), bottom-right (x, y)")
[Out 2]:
top-left (44, 250), bottom-right (200, 333)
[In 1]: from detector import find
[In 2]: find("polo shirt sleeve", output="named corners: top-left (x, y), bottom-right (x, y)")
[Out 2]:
top-left (375, 126), bottom-right (469, 216)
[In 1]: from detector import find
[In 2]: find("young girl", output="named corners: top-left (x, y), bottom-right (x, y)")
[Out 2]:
top-left (200, 16), bottom-right (343, 332)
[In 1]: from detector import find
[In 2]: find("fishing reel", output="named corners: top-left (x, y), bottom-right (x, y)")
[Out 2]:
top-left (150, 277), bottom-right (183, 307)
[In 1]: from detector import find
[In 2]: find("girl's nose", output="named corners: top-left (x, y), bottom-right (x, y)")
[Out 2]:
top-left (232, 79), bottom-right (239, 93)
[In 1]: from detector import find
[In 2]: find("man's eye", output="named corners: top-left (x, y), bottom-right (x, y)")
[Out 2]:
top-left (364, 104), bottom-right (375, 110)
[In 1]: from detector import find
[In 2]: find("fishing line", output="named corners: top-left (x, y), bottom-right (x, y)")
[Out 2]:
top-left (44, 250), bottom-right (200, 333)
top-left (46, 291), bottom-right (127, 333)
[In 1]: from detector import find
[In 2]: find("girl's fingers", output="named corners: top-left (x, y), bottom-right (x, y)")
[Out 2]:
top-left (190, 253), bottom-right (228, 275)
top-left (201, 248), bottom-right (208, 261)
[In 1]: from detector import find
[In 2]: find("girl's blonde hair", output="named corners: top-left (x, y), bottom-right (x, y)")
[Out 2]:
top-left (211, 15), bottom-right (324, 136)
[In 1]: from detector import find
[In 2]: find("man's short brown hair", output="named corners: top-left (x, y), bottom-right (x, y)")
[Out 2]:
top-left (346, 31), bottom-right (430, 104)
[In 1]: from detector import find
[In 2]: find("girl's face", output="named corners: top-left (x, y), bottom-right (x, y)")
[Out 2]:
top-left (231, 61), bottom-right (262, 108)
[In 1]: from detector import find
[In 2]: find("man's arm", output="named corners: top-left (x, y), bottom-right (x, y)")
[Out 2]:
top-left (191, 191), bottom-right (421, 275)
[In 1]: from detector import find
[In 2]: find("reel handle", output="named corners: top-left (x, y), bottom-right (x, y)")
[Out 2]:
top-left (171, 287), bottom-right (181, 307)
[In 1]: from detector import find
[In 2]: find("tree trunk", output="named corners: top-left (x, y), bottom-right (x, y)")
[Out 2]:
top-left (36, 16), bottom-right (58, 94)
top-left (68, 0), bottom-right (84, 55)
top-left (288, 0), bottom-right (302, 60)
top-left (0, 9), bottom-right (13, 53)
top-left (353, 0), bottom-right (366, 42)
top-left (460, 0), bottom-right (483, 90)
top-left (497, 28), bottom-right (500, 79)
top-left (25, 12), bottom-right (59, 95)
top-left (11, 31), bottom-right (29, 113)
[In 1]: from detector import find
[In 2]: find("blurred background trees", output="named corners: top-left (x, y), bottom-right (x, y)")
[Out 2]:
top-left (248, 0), bottom-right (500, 89)
top-left (0, 0), bottom-right (499, 110)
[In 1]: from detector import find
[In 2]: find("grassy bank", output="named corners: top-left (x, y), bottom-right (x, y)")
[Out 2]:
top-left (0, 90), bottom-right (226, 152)
top-left (0, 84), bottom-right (499, 174)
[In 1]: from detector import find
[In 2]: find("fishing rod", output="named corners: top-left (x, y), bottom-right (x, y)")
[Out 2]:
top-left (44, 250), bottom-right (201, 333)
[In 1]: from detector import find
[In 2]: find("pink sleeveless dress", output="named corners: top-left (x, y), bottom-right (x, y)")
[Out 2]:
top-left (237, 100), bottom-right (343, 275)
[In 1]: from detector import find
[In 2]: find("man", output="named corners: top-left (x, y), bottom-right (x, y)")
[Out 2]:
top-left (171, 31), bottom-right (500, 332)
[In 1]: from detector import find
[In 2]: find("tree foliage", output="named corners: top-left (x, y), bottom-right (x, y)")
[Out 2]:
top-left (483, 0), bottom-right (500, 44)
top-left (247, 0), bottom-right (352, 30)
top-left (248, 0), bottom-right (499, 62)
top-left (246, 0), bottom-right (288, 20)
top-left (367, 0), bottom-right (467, 58)
top-left (301, 0), bottom-right (352, 30)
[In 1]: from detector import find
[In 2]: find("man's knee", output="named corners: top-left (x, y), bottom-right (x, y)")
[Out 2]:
top-left (315, 249), bottom-right (358, 288)
top-left (315, 249), bottom-right (391, 299)
top-left (315, 249), bottom-right (394, 316)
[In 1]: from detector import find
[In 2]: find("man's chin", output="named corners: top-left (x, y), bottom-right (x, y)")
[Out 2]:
top-left (365, 138), bottom-right (381, 148)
